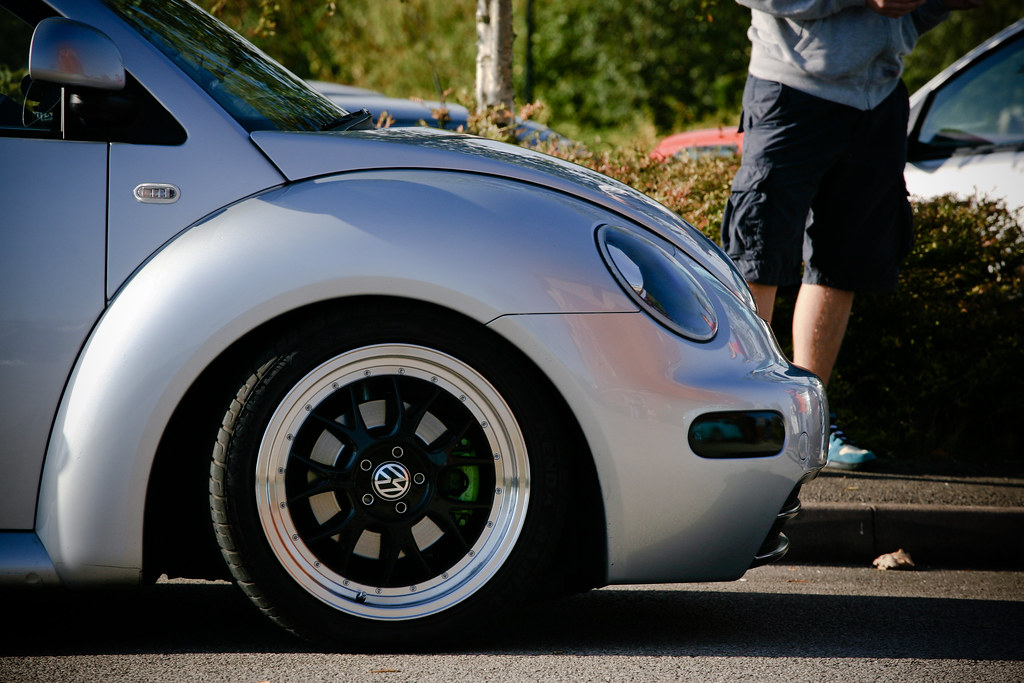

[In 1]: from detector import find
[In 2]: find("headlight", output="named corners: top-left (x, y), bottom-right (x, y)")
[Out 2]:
top-left (598, 224), bottom-right (718, 342)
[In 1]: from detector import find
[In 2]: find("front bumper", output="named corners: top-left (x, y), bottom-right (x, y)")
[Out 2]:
top-left (489, 309), bottom-right (827, 584)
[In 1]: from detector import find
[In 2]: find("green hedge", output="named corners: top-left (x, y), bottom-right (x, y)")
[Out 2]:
top-left (829, 196), bottom-right (1023, 463)
top-left (502, 129), bottom-right (1022, 463)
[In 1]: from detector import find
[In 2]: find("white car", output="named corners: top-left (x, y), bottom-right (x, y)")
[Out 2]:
top-left (0, 0), bottom-right (826, 649)
top-left (905, 19), bottom-right (1024, 214)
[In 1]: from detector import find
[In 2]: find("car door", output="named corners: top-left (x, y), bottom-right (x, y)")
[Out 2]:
top-left (0, 0), bottom-right (285, 530)
top-left (0, 4), bottom-right (108, 530)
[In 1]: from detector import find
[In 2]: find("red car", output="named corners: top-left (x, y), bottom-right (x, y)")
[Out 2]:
top-left (652, 126), bottom-right (744, 160)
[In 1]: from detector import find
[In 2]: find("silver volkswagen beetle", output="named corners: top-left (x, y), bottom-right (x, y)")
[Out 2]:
top-left (0, 0), bottom-right (826, 647)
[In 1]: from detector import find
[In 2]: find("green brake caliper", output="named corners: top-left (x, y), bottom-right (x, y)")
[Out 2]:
top-left (449, 437), bottom-right (480, 529)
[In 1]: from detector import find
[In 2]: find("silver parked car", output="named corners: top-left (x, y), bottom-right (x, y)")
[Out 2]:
top-left (309, 78), bottom-right (574, 149)
top-left (905, 19), bottom-right (1024, 213)
top-left (0, 0), bottom-right (826, 648)
top-left (307, 80), bottom-right (471, 130)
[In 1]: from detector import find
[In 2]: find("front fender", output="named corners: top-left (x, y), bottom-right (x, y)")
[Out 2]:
top-left (36, 169), bottom-right (636, 584)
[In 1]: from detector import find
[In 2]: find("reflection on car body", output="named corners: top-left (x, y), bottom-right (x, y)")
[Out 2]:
top-left (0, 0), bottom-right (825, 649)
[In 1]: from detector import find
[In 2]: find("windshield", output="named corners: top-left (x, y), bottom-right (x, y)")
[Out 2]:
top-left (100, 0), bottom-right (345, 132)
top-left (917, 32), bottom-right (1024, 155)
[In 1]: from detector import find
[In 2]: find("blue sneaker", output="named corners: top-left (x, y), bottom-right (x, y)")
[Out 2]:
top-left (827, 422), bottom-right (877, 470)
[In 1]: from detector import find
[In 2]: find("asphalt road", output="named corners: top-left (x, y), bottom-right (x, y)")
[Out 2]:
top-left (2, 565), bottom-right (1022, 682)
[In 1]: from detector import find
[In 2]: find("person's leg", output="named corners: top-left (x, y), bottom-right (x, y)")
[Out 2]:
top-left (747, 282), bottom-right (778, 324)
top-left (796, 86), bottom-right (911, 471)
top-left (791, 283), bottom-right (853, 388)
top-left (793, 282), bottom-right (876, 469)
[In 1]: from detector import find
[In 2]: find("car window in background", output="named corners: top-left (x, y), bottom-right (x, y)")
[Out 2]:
top-left (100, 0), bottom-right (343, 132)
top-left (917, 32), bottom-right (1024, 155)
top-left (0, 6), bottom-right (58, 136)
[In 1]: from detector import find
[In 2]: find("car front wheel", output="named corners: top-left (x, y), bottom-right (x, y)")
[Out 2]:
top-left (210, 305), bottom-right (569, 647)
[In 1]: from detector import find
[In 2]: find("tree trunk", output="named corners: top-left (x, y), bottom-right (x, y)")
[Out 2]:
top-left (524, 0), bottom-right (534, 103)
top-left (475, 0), bottom-right (514, 118)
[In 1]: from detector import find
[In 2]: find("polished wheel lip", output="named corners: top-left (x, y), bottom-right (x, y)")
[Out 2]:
top-left (255, 344), bottom-right (530, 621)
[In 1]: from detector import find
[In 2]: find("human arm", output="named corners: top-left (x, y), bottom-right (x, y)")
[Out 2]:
top-left (866, 0), bottom-right (927, 18)
top-left (867, 0), bottom-right (980, 20)
top-left (748, 0), bottom-right (980, 20)
top-left (902, 0), bottom-right (980, 34)
top-left (939, 0), bottom-right (982, 8)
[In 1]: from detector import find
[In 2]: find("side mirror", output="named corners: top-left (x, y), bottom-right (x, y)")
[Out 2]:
top-left (29, 17), bottom-right (125, 91)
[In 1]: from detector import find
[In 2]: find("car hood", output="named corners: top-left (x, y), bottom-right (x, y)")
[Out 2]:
top-left (250, 127), bottom-right (751, 303)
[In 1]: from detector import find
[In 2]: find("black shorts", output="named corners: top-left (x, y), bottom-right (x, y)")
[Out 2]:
top-left (720, 75), bottom-right (913, 292)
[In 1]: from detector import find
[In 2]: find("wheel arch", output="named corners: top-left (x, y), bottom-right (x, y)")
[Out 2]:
top-left (143, 295), bottom-right (607, 595)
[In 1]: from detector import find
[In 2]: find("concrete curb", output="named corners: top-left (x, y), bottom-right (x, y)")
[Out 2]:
top-left (784, 503), bottom-right (1024, 568)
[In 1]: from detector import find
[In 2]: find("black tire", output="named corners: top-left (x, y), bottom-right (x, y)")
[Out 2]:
top-left (210, 303), bottom-right (570, 649)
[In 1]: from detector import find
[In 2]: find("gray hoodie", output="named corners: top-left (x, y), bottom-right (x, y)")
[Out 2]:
top-left (738, 0), bottom-right (950, 110)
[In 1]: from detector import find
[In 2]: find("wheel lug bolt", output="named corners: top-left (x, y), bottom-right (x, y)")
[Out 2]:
top-left (413, 473), bottom-right (426, 485)
top-left (360, 459), bottom-right (372, 471)
top-left (362, 493), bottom-right (374, 506)
top-left (395, 502), bottom-right (408, 514)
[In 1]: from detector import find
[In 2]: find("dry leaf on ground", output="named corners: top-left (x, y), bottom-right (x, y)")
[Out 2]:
top-left (873, 548), bottom-right (915, 570)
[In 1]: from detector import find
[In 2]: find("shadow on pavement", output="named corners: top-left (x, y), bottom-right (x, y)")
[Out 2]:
top-left (2, 579), bottom-right (1021, 660)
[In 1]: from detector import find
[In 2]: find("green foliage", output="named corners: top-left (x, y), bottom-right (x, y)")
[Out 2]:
top-left (197, 1), bottom-right (1021, 142)
top-left (904, 7), bottom-right (1024, 94)
top-left (0, 65), bottom-right (25, 103)
top-left (523, 0), bottom-right (751, 132)
top-left (198, 0), bottom-right (478, 104)
top-left (552, 141), bottom-right (738, 233)
top-left (830, 197), bottom-right (1023, 463)
top-left (0, 6), bottom-right (29, 101)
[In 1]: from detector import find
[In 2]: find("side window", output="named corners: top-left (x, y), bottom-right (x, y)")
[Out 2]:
top-left (916, 34), bottom-right (1024, 157)
top-left (0, 6), bottom-right (59, 137)
top-left (1, 6), bottom-right (185, 144)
